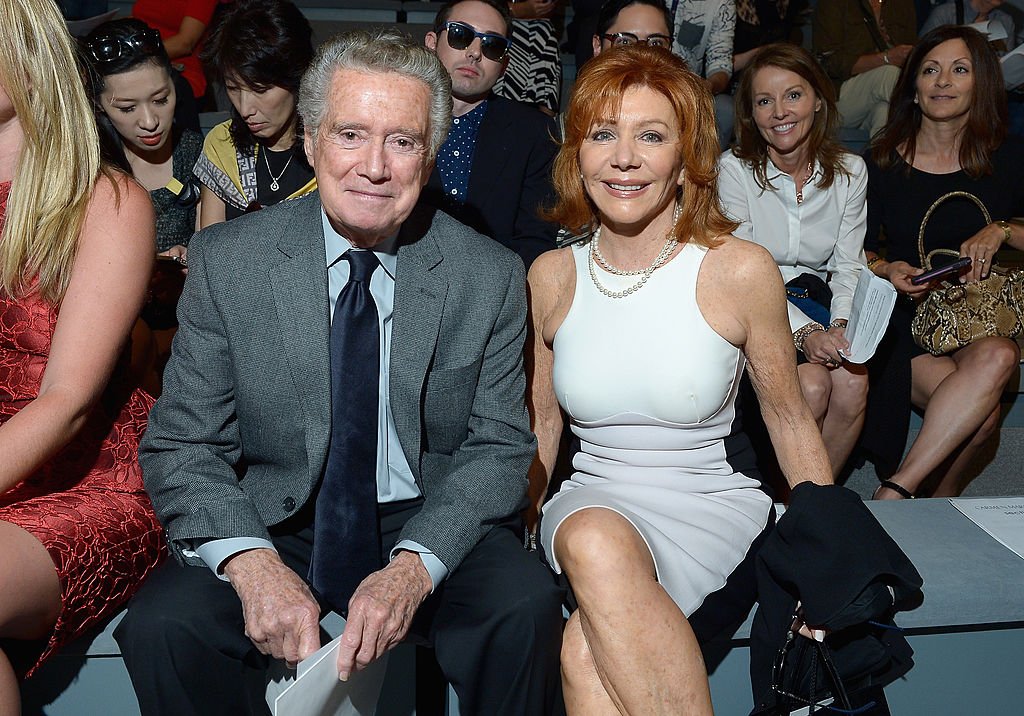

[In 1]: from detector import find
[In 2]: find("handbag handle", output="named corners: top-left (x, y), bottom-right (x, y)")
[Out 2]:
top-left (917, 191), bottom-right (992, 269)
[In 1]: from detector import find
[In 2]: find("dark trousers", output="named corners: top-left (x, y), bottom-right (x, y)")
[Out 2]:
top-left (114, 502), bottom-right (565, 716)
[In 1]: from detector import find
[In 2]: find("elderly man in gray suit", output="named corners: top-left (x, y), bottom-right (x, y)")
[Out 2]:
top-left (114, 29), bottom-right (564, 716)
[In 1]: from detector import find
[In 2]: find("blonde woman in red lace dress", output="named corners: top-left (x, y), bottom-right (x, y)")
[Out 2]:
top-left (0, 0), bottom-right (165, 704)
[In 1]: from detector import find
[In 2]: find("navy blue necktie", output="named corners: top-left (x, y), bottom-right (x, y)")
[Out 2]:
top-left (310, 250), bottom-right (382, 613)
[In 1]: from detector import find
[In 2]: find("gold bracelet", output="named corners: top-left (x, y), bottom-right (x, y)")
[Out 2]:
top-left (996, 220), bottom-right (1012, 243)
top-left (793, 322), bottom-right (826, 352)
top-left (830, 319), bottom-right (848, 330)
top-left (866, 256), bottom-right (888, 276)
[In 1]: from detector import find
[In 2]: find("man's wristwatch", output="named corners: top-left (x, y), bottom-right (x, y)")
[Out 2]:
top-left (997, 220), bottom-right (1012, 244)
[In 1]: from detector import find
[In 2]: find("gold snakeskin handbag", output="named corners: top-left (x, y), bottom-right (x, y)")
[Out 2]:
top-left (911, 191), bottom-right (1024, 355)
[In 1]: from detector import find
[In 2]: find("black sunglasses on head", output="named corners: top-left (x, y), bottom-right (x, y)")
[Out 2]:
top-left (438, 21), bottom-right (511, 62)
top-left (86, 28), bottom-right (164, 64)
top-left (601, 32), bottom-right (672, 49)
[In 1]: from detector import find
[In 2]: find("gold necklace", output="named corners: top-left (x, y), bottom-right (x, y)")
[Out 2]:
top-left (795, 161), bottom-right (815, 205)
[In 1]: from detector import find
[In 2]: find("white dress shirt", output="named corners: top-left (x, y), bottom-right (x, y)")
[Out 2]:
top-left (717, 150), bottom-right (868, 331)
top-left (190, 209), bottom-right (449, 591)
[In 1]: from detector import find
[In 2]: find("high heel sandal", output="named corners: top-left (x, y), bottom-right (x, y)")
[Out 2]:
top-left (873, 480), bottom-right (916, 500)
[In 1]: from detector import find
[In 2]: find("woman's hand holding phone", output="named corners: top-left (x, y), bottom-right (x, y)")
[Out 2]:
top-left (910, 256), bottom-right (972, 286)
top-left (881, 260), bottom-right (930, 298)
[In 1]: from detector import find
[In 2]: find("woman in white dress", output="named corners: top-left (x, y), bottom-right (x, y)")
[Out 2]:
top-left (719, 43), bottom-right (869, 480)
top-left (528, 45), bottom-right (833, 715)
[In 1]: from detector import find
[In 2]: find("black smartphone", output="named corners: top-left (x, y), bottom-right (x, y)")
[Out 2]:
top-left (910, 256), bottom-right (972, 286)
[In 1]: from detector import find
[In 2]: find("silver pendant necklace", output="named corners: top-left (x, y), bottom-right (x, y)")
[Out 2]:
top-left (263, 148), bottom-right (294, 192)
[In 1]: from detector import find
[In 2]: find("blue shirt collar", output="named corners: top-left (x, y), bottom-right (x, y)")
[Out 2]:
top-left (321, 207), bottom-right (399, 278)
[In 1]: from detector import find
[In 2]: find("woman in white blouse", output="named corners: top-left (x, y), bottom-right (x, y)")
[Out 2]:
top-left (719, 43), bottom-right (868, 479)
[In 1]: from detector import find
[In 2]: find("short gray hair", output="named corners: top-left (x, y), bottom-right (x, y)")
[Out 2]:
top-left (298, 28), bottom-right (453, 159)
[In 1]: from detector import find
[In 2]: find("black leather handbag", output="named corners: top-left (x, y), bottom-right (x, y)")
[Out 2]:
top-left (753, 619), bottom-right (883, 715)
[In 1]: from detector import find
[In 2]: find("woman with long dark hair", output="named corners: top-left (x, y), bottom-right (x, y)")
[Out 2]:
top-left (720, 43), bottom-right (869, 480)
top-left (0, 0), bottom-right (164, 703)
top-left (85, 18), bottom-right (204, 393)
top-left (194, 0), bottom-right (316, 227)
top-left (865, 25), bottom-right (1024, 498)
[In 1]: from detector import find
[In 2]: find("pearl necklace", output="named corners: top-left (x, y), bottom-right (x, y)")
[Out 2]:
top-left (588, 222), bottom-right (679, 299)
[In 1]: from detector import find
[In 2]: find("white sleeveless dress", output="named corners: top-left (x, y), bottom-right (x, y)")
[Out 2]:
top-left (539, 240), bottom-right (773, 616)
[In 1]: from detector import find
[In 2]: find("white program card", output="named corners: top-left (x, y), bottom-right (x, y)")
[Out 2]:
top-left (271, 636), bottom-right (388, 716)
top-left (950, 497), bottom-right (1024, 561)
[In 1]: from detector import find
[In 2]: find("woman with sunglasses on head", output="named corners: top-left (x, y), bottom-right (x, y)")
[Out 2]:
top-left (719, 44), bottom-right (869, 482)
top-left (864, 26), bottom-right (1024, 499)
top-left (85, 18), bottom-right (203, 393)
top-left (529, 45), bottom-right (833, 714)
top-left (194, 0), bottom-right (316, 228)
top-left (86, 19), bottom-right (202, 261)
top-left (0, 0), bottom-right (164, 701)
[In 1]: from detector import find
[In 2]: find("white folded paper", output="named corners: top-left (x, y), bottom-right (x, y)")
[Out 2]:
top-left (950, 497), bottom-right (1024, 561)
top-left (270, 636), bottom-right (388, 716)
top-left (839, 268), bottom-right (896, 364)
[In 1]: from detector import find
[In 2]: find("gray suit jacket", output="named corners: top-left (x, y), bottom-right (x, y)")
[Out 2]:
top-left (140, 192), bottom-right (536, 573)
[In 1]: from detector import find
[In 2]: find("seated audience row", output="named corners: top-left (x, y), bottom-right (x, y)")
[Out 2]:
top-left (723, 27), bottom-right (1023, 499)
top-left (2, 0), bottom-right (1020, 713)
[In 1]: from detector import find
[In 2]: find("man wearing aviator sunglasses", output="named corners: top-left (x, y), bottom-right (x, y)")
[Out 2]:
top-left (423, 0), bottom-right (559, 267)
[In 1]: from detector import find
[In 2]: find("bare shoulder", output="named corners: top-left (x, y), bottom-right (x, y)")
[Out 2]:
top-left (698, 235), bottom-right (786, 345)
top-left (81, 172), bottom-right (155, 257)
top-left (527, 246), bottom-right (576, 338)
top-left (528, 246), bottom-right (575, 303)
top-left (90, 171), bottom-right (153, 220)
top-left (702, 235), bottom-right (780, 292)
top-left (85, 173), bottom-right (155, 246)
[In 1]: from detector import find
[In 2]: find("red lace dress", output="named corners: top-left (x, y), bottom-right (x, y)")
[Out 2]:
top-left (0, 182), bottom-right (165, 675)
